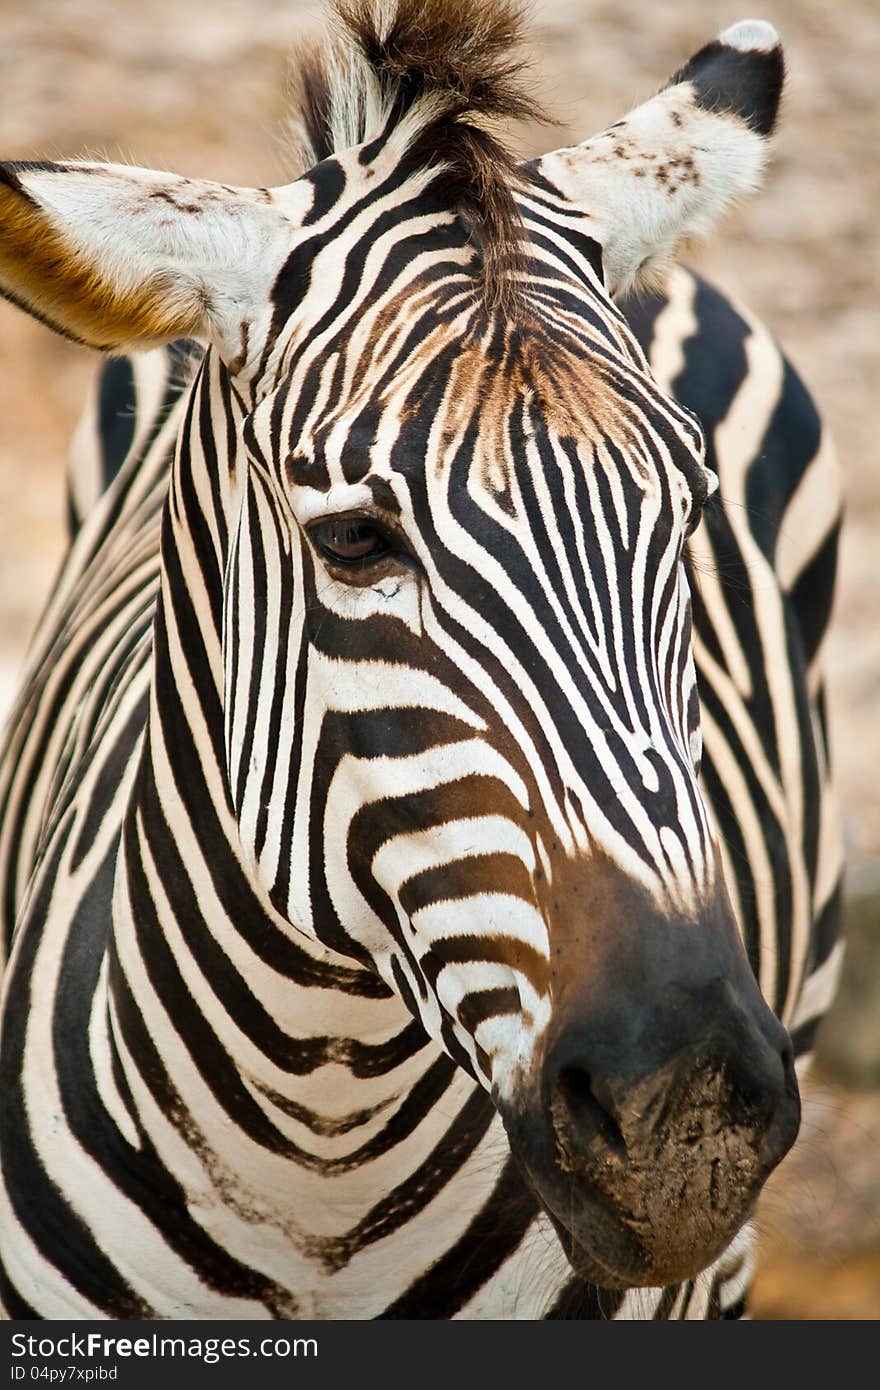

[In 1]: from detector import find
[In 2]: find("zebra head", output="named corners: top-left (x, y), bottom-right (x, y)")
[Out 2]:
top-left (0, 2), bottom-right (799, 1290)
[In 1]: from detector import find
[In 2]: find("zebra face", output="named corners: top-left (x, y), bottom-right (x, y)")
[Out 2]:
top-left (224, 165), bottom-right (799, 1287)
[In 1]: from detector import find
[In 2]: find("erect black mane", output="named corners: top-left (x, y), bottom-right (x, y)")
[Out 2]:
top-left (289, 0), bottom-right (549, 308)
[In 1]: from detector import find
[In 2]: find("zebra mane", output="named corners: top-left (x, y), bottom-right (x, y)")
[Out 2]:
top-left (288, 0), bottom-right (548, 308)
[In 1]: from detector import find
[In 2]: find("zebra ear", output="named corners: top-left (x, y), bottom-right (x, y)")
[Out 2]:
top-left (0, 161), bottom-right (300, 361)
top-left (531, 20), bottom-right (784, 298)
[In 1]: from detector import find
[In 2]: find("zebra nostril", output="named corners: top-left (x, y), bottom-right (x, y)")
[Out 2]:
top-left (553, 1066), bottom-right (627, 1157)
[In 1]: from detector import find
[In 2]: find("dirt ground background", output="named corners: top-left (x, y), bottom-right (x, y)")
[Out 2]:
top-left (0, 0), bottom-right (877, 1318)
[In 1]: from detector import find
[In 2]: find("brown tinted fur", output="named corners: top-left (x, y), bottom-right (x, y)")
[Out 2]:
top-left (0, 167), bottom-right (204, 350)
top-left (292, 0), bottom-right (551, 309)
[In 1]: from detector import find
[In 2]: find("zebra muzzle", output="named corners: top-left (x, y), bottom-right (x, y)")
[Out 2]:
top-left (501, 949), bottom-right (801, 1288)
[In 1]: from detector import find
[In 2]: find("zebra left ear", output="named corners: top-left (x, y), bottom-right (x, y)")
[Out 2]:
top-left (531, 20), bottom-right (784, 298)
top-left (0, 161), bottom-right (303, 361)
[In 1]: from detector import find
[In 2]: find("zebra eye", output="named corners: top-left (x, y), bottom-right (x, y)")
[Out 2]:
top-left (309, 515), bottom-right (391, 567)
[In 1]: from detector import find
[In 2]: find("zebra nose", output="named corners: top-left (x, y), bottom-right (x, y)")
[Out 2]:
top-left (536, 1008), bottom-right (800, 1287)
top-left (545, 979), bottom-right (799, 1172)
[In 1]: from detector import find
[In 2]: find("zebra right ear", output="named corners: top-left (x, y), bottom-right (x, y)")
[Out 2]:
top-left (530, 20), bottom-right (785, 298)
top-left (0, 161), bottom-right (305, 364)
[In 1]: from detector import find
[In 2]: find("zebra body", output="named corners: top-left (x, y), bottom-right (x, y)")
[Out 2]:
top-left (0, 2), bottom-right (842, 1319)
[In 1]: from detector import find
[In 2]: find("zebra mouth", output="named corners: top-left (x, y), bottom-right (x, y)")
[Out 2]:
top-left (511, 1132), bottom-right (771, 1290)
top-left (543, 1210), bottom-right (670, 1291)
top-left (537, 1183), bottom-right (759, 1290)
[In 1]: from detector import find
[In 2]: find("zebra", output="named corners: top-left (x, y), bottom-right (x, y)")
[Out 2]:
top-left (0, 0), bottom-right (843, 1319)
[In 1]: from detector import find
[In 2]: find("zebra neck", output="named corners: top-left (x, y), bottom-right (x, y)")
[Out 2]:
top-left (108, 693), bottom-right (465, 1250)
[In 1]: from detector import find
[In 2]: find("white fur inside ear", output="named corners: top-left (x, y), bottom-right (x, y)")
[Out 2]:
top-left (718, 19), bottom-right (779, 52)
top-left (4, 162), bottom-right (303, 359)
top-left (536, 87), bottom-right (768, 297)
top-left (532, 60), bottom-right (773, 299)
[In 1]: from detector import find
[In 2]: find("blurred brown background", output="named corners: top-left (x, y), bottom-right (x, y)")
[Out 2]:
top-left (0, 0), bottom-right (877, 1318)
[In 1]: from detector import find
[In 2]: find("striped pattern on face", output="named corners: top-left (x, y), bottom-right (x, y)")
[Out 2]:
top-left (219, 147), bottom-right (718, 1088)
